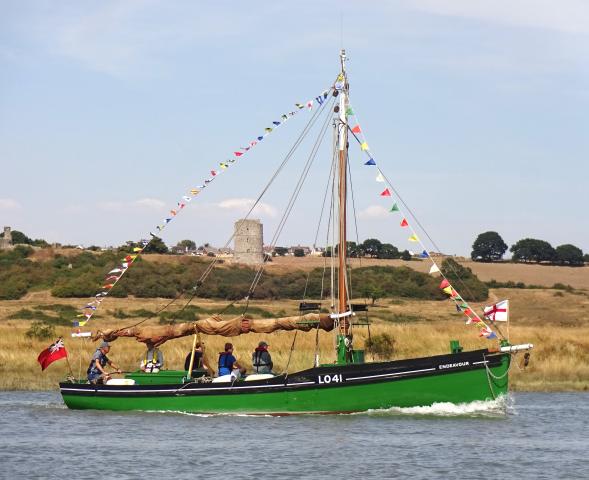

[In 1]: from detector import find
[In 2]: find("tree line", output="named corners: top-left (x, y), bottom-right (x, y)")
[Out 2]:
top-left (471, 231), bottom-right (587, 266)
top-left (0, 245), bottom-right (489, 302)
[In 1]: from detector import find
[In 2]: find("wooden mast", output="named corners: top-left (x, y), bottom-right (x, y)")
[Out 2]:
top-left (337, 49), bottom-right (350, 336)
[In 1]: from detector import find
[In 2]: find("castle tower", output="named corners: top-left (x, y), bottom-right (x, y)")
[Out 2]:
top-left (233, 219), bottom-right (263, 264)
top-left (0, 226), bottom-right (12, 250)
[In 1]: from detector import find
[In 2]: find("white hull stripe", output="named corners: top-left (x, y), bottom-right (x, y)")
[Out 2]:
top-left (472, 361), bottom-right (489, 365)
top-left (347, 367), bottom-right (436, 381)
top-left (61, 381), bottom-right (317, 394)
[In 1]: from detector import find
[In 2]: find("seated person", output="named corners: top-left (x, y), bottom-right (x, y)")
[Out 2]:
top-left (140, 342), bottom-right (164, 373)
top-left (218, 342), bottom-right (245, 379)
top-left (184, 342), bottom-right (211, 376)
top-left (87, 341), bottom-right (121, 384)
top-left (252, 341), bottom-right (273, 374)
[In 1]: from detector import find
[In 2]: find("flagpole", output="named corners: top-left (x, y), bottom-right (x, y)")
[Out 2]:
top-left (507, 299), bottom-right (510, 343)
top-left (59, 337), bottom-right (74, 378)
top-left (187, 334), bottom-right (198, 380)
top-left (65, 354), bottom-right (74, 378)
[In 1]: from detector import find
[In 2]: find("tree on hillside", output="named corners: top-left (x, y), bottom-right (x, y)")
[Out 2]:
top-left (441, 257), bottom-right (488, 301)
top-left (347, 241), bottom-right (362, 258)
top-left (471, 231), bottom-right (508, 262)
top-left (0, 229), bottom-right (48, 247)
top-left (144, 236), bottom-right (169, 254)
top-left (584, 254), bottom-right (589, 264)
top-left (555, 244), bottom-right (584, 266)
top-left (510, 238), bottom-right (556, 263)
top-left (400, 249), bottom-right (412, 261)
top-left (176, 239), bottom-right (196, 251)
top-left (293, 248), bottom-right (305, 257)
top-left (380, 243), bottom-right (400, 259)
top-left (362, 238), bottom-right (382, 258)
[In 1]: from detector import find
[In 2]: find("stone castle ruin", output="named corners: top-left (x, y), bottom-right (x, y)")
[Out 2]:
top-left (233, 219), bottom-right (263, 264)
top-left (0, 226), bottom-right (12, 250)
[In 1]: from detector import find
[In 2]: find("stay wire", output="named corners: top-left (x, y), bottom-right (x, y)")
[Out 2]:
top-left (346, 124), bottom-right (480, 303)
top-left (163, 91), bottom-right (335, 321)
top-left (247, 96), bottom-right (336, 298)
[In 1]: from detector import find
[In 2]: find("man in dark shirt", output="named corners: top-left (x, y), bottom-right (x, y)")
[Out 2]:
top-left (87, 341), bottom-right (121, 384)
top-left (184, 342), bottom-right (211, 376)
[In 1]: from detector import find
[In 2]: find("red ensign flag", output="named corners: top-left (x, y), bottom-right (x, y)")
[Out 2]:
top-left (37, 338), bottom-right (68, 371)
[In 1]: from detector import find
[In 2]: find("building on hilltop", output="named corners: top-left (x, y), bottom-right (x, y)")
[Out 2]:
top-left (233, 219), bottom-right (263, 264)
top-left (0, 226), bottom-right (13, 250)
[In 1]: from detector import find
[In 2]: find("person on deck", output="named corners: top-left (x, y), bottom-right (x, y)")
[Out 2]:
top-left (251, 341), bottom-right (273, 374)
top-left (184, 342), bottom-right (211, 376)
top-left (140, 342), bottom-right (164, 373)
top-left (218, 342), bottom-right (245, 379)
top-left (87, 341), bottom-right (121, 384)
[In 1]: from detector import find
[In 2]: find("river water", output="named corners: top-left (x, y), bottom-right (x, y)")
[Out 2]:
top-left (0, 391), bottom-right (587, 479)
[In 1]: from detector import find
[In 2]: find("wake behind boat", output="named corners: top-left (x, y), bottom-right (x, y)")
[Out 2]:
top-left (57, 50), bottom-right (533, 414)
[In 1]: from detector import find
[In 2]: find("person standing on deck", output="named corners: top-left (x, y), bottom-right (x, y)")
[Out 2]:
top-left (218, 343), bottom-right (245, 378)
top-left (184, 342), bottom-right (211, 376)
top-left (87, 341), bottom-right (121, 384)
top-left (140, 342), bottom-right (164, 373)
top-left (252, 341), bottom-right (273, 374)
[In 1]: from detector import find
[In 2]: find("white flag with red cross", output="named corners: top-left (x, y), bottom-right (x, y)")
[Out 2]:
top-left (483, 300), bottom-right (509, 322)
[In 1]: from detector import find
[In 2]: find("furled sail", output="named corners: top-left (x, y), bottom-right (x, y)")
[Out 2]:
top-left (92, 313), bottom-right (334, 347)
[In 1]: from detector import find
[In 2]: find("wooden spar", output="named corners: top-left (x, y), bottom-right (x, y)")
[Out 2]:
top-left (186, 334), bottom-right (198, 380)
top-left (337, 49), bottom-right (350, 335)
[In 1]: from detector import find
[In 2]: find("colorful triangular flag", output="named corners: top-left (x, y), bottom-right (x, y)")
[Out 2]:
top-left (380, 188), bottom-right (391, 197)
top-left (400, 218), bottom-right (409, 227)
top-left (390, 203), bottom-right (399, 212)
top-left (408, 234), bottom-right (419, 242)
top-left (360, 142), bottom-right (369, 151)
top-left (376, 173), bottom-right (385, 182)
top-left (364, 158), bottom-right (376, 166)
top-left (351, 125), bottom-right (361, 134)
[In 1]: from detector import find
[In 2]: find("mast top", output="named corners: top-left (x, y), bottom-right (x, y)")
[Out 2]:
top-left (339, 49), bottom-right (347, 76)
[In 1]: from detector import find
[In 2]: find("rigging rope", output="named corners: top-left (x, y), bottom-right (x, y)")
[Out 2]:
top-left (146, 91), bottom-right (335, 324)
top-left (245, 96), bottom-right (336, 300)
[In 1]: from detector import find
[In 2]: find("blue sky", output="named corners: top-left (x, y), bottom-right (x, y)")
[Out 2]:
top-left (1, 1), bottom-right (588, 255)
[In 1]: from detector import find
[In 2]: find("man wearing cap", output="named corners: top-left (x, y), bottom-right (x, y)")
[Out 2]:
top-left (87, 341), bottom-right (121, 384)
top-left (252, 341), bottom-right (273, 374)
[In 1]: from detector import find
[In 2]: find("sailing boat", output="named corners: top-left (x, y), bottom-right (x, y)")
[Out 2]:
top-left (59, 51), bottom-right (533, 414)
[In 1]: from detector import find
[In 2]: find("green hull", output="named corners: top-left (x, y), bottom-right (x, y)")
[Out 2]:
top-left (60, 350), bottom-right (509, 414)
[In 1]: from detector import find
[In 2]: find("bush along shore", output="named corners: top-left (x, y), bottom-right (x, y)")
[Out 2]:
top-left (0, 247), bottom-right (488, 302)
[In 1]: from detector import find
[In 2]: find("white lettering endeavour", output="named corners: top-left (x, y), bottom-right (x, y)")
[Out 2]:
top-left (318, 374), bottom-right (344, 384)
top-left (438, 361), bottom-right (470, 370)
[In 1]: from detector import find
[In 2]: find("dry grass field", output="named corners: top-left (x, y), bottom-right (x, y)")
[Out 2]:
top-left (1, 283), bottom-right (587, 391)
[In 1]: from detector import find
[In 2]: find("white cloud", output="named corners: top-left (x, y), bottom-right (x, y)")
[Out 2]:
top-left (409, 0), bottom-right (589, 34)
top-left (98, 197), bottom-right (165, 212)
top-left (0, 198), bottom-right (21, 210)
top-left (358, 205), bottom-right (390, 219)
top-left (217, 198), bottom-right (277, 217)
top-left (133, 198), bottom-right (166, 210)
